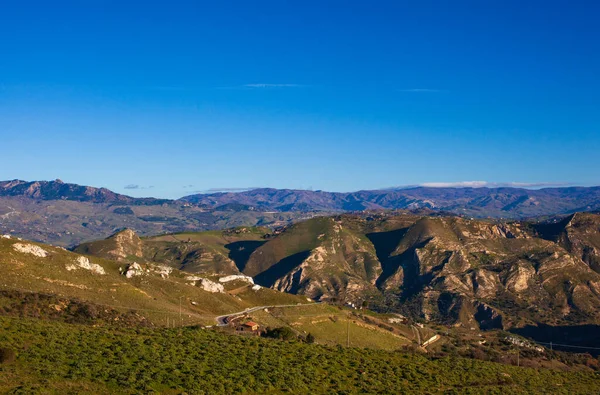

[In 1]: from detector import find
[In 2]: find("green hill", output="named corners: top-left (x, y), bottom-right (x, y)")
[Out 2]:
top-left (244, 217), bottom-right (382, 301)
top-left (74, 227), bottom-right (270, 276)
top-left (0, 235), bottom-right (307, 327)
top-left (1, 316), bottom-right (600, 394)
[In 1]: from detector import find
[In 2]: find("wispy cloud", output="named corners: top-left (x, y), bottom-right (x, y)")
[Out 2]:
top-left (417, 181), bottom-right (572, 188)
top-left (124, 184), bottom-right (154, 190)
top-left (217, 83), bottom-right (304, 90)
top-left (243, 83), bottom-right (303, 88)
top-left (192, 187), bottom-right (262, 194)
top-left (399, 88), bottom-right (444, 93)
top-left (182, 185), bottom-right (194, 189)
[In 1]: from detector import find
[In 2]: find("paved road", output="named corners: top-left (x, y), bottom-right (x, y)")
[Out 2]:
top-left (215, 303), bottom-right (318, 326)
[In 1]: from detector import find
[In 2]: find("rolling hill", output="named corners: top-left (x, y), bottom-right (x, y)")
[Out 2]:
top-left (0, 233), bottom-right (309, 327)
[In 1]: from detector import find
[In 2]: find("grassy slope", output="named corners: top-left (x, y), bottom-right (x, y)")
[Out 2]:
top-left (1, 316), bottom-right (599, 394)
top-left (75, 227), bottom-right (270, 275)
top-left (0, 238), bottom-right (307, 326)
top-left (250, 304), bottom-right (411, 350)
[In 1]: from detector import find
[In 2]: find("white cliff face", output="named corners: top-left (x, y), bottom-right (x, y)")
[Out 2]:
top-left (218, 275), bottom-right (254, 284)
top-left (124, 262), bottom-right (144, 278)
top-left (199, 278), bottom-right (225, 293)
top-left (184, 276), bottom-right (225, 292)
top-left (505, 262), bottom-right (535, 293)
top-left (13, 243), bottom-right (48, 258)
top-left (1, 235), bottom-right (11, 239)
top-left (66, 256), bottom-right (106, 275)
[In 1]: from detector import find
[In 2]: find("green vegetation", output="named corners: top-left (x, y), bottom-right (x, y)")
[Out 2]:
top-left (1, 316), bottom-right (600, 394)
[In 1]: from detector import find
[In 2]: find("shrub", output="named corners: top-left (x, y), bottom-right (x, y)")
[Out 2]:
top-left (263, 327), bottom-right (297, 341)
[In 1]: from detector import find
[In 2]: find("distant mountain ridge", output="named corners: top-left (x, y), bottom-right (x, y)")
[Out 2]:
top-left (0, 179), bottom-right (168, 205)
top-left (2, 179), bottom-right (600, 247)
top-left (4, 179), bottom-right (600, 218)
top-left (181, 186), bottom-right (600, 218)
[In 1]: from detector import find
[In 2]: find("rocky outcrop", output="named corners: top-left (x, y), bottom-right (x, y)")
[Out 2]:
top-left (107, 229), bottom-right (144, 260)
top-left (185, 276), bottom-right (224, 293)
top-left (199, 278), bottom-right (225, 293)
top-left (123, 262), bottom-right (144, 278)
top-left (66, 256), bottom-right (105, 275)
top-left (73, 228), bottom-right (144, 262)
top-left (218, 275), bottom-right (254, 284)
top-left (505, 262), bottom-right (535, 293)
top-left (12, 243), bottom-right (48, 258)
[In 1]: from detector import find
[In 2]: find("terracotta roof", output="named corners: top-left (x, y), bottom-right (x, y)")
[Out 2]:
top-left (244, 321), bottom-right (259, 327)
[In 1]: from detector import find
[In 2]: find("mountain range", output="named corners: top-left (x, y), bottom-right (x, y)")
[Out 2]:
top-left (2, 179), bottom-right (600, 246)
top-left (181, 185), bottom-right (600, 218)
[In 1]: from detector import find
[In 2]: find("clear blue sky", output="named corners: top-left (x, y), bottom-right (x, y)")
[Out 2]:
top-left (1, 1), bottom-right (599, 198)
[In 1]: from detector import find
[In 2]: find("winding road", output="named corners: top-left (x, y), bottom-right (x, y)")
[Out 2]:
top-left (215, 303), bottom-right (318, 326)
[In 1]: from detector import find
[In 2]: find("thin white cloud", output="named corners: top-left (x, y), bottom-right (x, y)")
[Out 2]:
top-left (399, 88), bottom-right (444, 93)
top-left (192, 187), bottom-right (262, 194)
top-left (124, 184), bottom-right (154, 190)
top-left (418, 181), bottom-right (572, 188)
top-left (243, 83), bottom-right (302, 88)
top-left (217, 83), bottom-right (304, 90)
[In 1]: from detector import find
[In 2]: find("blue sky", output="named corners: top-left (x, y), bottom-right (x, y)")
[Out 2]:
top-left (1, 1), bottom-right (599, 198)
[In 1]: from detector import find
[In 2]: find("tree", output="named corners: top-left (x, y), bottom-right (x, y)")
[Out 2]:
top-left (263, 327), bottom-right (296, 341)
top-left (306, 333), bottom-right (315, 344)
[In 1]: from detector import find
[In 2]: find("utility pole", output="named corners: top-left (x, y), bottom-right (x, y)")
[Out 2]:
top-left (346, 314), bottom-right (350, 347)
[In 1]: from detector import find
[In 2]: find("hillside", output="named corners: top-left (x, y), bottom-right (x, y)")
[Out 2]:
top-left (74, 227), bottom-right (271, 275)
top-left (243, 217), bottom-right (382, 301)
top-left (0, 234), bottom-right (308, 326)
top-left (535, 212), bottom-right (600, 274)
top-left (242, 212), bottom-right (600, 334)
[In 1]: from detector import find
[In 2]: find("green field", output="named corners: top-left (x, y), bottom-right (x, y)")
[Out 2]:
top-left (1, 316), bottom-right (600, 394)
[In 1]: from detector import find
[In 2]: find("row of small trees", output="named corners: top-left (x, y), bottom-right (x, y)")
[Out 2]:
top-left (263, 326), bottom-right (315, 343)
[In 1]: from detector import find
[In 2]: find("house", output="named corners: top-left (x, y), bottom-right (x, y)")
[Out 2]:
top-left (238, 321), bottom-right (259, 332)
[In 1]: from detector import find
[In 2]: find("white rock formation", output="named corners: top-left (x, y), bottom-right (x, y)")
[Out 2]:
top-left (152, 265), bottom-right (173, 278)
top-left (12, 243), bottom-right (48, 257)
top-left (1, 234), bottom-right (11, 239)
top-left (124, 262), bottom-right (144, 278)
top-left (198, 278), bottom-right (225, 293)
top-left (251, 284), bottom-right (262, 291)
top-left (66, 256), bottom-right (106, 275)
top-left (218, 275), bottom-right (254, 284)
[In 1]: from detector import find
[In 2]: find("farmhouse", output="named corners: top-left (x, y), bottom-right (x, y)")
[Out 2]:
top-left (238, 321), bottom-right (259, 332)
